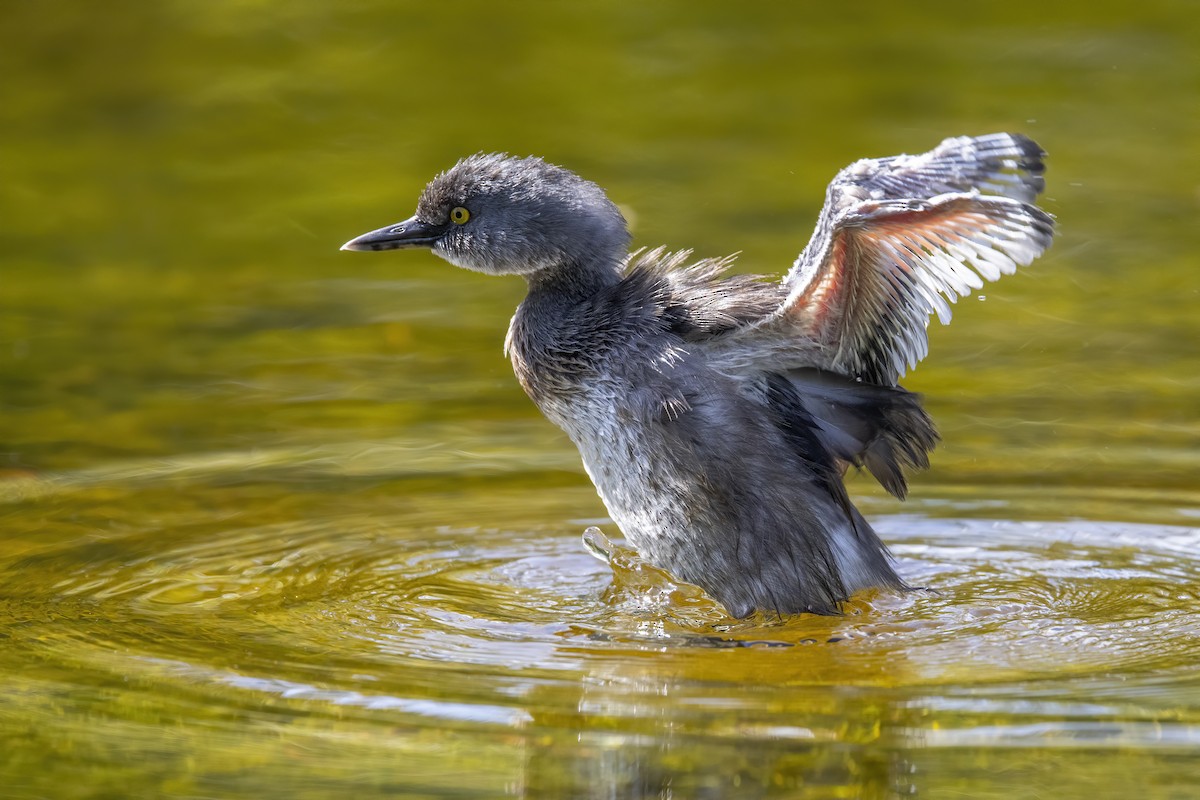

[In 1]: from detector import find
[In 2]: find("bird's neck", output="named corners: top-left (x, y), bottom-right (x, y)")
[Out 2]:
top-left (523, 254), bottom-right (623, 303)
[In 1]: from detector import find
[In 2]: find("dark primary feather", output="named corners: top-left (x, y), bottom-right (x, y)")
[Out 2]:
top-left (819, 133), bottom-right (1047, 213)
top-left (785, 368), bottom-right (937, 499)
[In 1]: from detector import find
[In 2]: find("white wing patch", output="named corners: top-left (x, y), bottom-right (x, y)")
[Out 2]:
top-left (776, 134), bottom-right (1054, 385)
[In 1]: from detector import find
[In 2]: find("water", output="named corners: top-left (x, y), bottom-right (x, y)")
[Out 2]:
top-left (2, 2), bottom-right (1199, 797)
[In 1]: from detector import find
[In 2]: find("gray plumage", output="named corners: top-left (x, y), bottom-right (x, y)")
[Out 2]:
top-left (341, 134), bottom-right (1054, 617)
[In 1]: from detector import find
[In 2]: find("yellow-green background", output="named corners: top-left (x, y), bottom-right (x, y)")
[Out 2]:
top-left (2, 2), bottom-right (1198, 797)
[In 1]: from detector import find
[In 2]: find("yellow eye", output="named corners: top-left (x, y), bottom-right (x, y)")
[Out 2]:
top-left (450, 206), bottom-right (470, 224)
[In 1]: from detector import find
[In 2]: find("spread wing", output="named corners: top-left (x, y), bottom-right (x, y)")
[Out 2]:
top-left (775, 133), bottom-right (1055, 385)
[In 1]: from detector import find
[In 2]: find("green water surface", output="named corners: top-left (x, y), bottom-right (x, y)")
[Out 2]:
top-left (2, 2), bottom-right (1199, 797)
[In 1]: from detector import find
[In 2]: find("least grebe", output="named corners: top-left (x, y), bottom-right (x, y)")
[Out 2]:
top-left (342, 133), bottom-right (1053, 618)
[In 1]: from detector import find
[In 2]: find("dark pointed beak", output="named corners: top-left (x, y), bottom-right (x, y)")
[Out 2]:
top-left (339, 216), bottom-right (447, 252)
